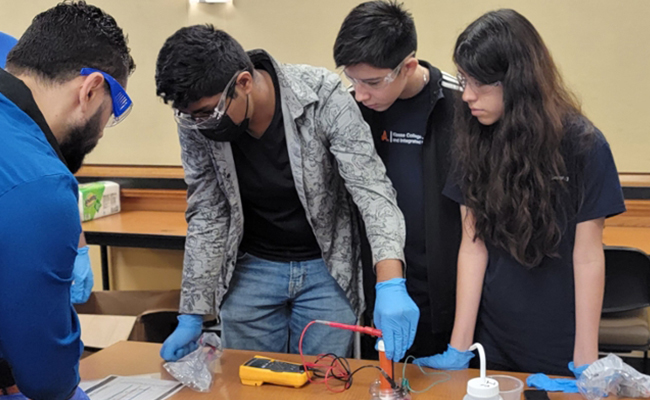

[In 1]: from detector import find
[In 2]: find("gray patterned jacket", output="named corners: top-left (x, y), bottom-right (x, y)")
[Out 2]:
top-left (178, 50), bottom-right (405, 317)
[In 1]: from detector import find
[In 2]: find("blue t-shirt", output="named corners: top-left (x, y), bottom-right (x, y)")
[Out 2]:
top-left (443, 122), bottom-right (626, 376)
top-left (0, 32), bottom-right (17, 69)
top-left (0, 70), bottom-right (82, 399)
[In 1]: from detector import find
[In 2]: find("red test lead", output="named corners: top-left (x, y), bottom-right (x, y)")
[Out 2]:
top-left (313, 320), bottom-right (382, 337)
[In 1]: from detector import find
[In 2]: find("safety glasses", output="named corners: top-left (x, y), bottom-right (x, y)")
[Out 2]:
top-left (173, 70), bottom-right (242, 130)
top-left (342, 51), bottom-right (415, 91)
top-left (80, 68), bottom-right (132, 127)
top-left (456, 72), bottom-right (502, 93)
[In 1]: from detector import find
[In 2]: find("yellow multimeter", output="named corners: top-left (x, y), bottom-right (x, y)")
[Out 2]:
top-left (239, 356), bottom-right (311, 388)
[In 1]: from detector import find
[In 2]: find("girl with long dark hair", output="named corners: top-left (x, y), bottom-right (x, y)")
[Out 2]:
top-left (414, 9), bottom-right (625, 376)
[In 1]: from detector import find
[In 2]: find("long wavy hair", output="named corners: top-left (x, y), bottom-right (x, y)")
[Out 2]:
top-left (453, 9), bottom-right (591, 267)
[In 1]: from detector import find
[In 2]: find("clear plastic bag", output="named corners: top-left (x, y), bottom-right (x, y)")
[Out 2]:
top-left (163, 332), bottom-right (223, 392)
top-left (577, 353), bottom-right (650, 400)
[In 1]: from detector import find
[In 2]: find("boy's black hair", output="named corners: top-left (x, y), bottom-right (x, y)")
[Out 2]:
top-left (155, 25), bottom-right (254, 109)
top-left (6, 1), bottom-right (135, 84)
top-left (334, 0), bottom-right (417, 69)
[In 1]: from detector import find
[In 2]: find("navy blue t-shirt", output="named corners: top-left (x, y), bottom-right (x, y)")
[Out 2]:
top-left (373, 81), bottom-right (433, 307)
top-left (443, 124), bottom-right (626, 376)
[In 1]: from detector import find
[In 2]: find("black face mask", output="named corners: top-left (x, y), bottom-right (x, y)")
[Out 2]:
top-left (199, 95), bottom-right (250, 142)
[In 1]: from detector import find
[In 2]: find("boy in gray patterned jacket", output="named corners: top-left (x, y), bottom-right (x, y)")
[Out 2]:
top-left (155, 26), bottom-right (419, 362)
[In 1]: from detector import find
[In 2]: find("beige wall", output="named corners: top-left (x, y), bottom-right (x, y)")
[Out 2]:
top-left (3, 0), bottom-right (648, 291)
top-left (1, 0), bottom-right (649, 171)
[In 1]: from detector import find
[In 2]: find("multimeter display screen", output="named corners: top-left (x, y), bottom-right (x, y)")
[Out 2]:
top-left (244, 358), bottom-right (305, 373)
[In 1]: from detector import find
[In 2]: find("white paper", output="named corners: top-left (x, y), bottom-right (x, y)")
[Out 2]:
top-left (80, 374), bottom-right (162, 391)
top-left (84, 375), bottom-right (183, 400)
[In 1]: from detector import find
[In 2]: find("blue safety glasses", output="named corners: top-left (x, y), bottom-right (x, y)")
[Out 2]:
top-left (80, 68), bottom-right (133, 127)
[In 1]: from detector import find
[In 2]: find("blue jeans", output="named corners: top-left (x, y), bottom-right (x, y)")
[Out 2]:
top-left (220, 253), bottom-right (356, 356)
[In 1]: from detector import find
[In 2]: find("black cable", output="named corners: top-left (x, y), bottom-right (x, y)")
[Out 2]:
top-left (308, 352), bottom-right (399, 391)
top-left (309, 353), bottom-right (351, 381)
top-left (347, 365), bottom-right (399, 390)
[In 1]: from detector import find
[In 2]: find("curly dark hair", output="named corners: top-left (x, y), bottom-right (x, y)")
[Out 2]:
top-left (6, 0), bottom-right (135, 83)
top-left (453, 9), bottom-right (593, 267)
top-left (155, 25), bottom-right (254, 110)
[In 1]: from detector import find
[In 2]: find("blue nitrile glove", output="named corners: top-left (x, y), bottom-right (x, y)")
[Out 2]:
top-left (526, 374), bottom-right (579, 393)
top-left (568, 361), bottom-right (589, 379)
top-left (71, 246), bottom-right (94, 304)
top-left (413, 344), bottom-right (475, 370)
top-left (70, 386), bottom-right (91, 400)
top-left (160, 314), bottom-right (203, 361)
top-left (374, 278), bottom-right (420, 361)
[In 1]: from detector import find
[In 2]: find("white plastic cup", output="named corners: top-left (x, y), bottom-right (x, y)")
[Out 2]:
top-left (487, 375), bottom-right (523, 400)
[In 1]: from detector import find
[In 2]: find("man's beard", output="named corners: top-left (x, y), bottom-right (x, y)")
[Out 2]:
top-left (59, 108), bottom-right (104, 174)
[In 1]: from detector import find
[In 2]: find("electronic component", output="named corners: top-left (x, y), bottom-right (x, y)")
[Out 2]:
top-left (239, 356), bottom-right (311, 388)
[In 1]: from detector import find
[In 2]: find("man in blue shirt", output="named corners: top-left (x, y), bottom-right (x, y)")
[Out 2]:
top-left (0, 2), bottom-right (135, 399)
top-left (0, 31), bottom-right (93, 306)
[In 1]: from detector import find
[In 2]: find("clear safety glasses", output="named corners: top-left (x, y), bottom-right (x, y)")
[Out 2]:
top-left (80, 68), bottom-right (133, 128)
top-left (173, 70), bottom-right (242, 130)
top-left (342, 51), bottom-right (415, 90)
top-left (456, 72), bottom-right (502, 93)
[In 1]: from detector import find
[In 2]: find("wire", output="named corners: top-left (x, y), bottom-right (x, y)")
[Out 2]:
top-left (299, 320), bottom-right (450, 395)
top-left (347, 364), bottom-right (397, 389)
top-left (299, 320), bottom-right (398, 393)
top-left (400, 355), bottom-right (452, 394)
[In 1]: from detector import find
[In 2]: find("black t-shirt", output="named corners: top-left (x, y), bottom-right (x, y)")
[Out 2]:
top-left (231, 59), bottom-right (321, 262)
top-left (371, 80), bottom-right (434, 307)
top-left (443, 123), bottom-right (626, 375)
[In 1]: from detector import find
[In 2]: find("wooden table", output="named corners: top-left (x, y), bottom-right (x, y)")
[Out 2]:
top-left (79, 341), bottom-right (582, 400)
top-left (82, 211), bottom-right (187, 290)
top-left (81, 210), bottom-right (650, 291)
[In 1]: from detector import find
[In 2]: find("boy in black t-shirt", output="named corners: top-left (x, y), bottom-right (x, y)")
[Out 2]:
top-left (333, 0), bottom-right (462, 358)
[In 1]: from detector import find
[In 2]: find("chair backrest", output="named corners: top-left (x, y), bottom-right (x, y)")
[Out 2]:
top-left (138, 310), bottom-right (180, 343)
top-left (603, 246), bottom-right (650, 313)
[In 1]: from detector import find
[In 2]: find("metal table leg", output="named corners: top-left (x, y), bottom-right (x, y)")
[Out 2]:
top-left (101, 245), bottom-right (110, 290)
